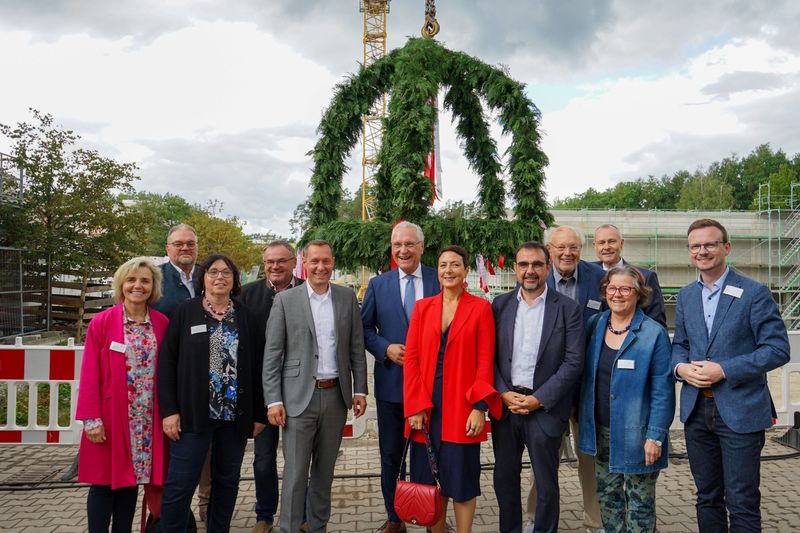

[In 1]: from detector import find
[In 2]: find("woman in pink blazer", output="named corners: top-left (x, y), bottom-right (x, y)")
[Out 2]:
top-left (76, 257), bottom-right (170, 533)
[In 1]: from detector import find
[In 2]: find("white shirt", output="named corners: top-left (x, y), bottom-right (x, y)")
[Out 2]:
top-left (170, 262), bottom-right (196, 298)
top-left (601, 258), bottom-right (624, 271)
top-left (307, 282), bottom-right (338, 379)
top-left (511, 285), bottom-right (548, 388)
top-left (399, 264), bottom-right (424, 306)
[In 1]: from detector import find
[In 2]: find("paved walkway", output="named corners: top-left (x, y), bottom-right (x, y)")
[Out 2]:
top-left (1, 428), bottom-right (798, 532)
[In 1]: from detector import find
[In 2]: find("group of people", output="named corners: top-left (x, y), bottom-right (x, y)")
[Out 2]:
top-left (75, 217), bottom-right (790, 533)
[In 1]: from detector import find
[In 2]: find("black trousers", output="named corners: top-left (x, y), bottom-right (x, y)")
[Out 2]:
top-left (87, 484), bottom-right (138, 533)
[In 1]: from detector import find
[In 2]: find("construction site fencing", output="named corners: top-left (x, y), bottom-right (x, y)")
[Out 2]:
top-left (0, 247), bottom-right (50, 341)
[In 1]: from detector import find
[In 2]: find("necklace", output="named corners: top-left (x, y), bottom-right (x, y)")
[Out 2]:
top-left (204, 297), bottom-right (232, 319)
top-left (607, 320), bottom-right (631, 335)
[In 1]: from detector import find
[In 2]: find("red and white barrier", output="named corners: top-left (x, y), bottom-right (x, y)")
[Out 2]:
top-left (0, 339), bottom-right (82, 444)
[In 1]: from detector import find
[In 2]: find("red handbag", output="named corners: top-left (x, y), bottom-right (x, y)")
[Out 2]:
top-left (394, 425), bottom-right (443, 528)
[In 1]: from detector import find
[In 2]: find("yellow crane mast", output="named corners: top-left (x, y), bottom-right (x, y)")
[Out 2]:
top-left (358, 0), bottom-right (390, 298)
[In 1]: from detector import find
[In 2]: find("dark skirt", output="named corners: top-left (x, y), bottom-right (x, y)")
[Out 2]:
top-left (410, 328), bottom-right (481, 503)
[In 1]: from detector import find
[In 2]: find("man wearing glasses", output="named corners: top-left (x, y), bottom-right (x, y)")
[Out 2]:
top-left (361, 221), bottom-right (440, 533)
top-left (241, 240), bottom-right (304, 533)
top-left (152, 223), bottom-right (199, 318)
top-left (492, 241), bottom-right (584, 533)
top-left (672, 218), bottom-right (789, 532)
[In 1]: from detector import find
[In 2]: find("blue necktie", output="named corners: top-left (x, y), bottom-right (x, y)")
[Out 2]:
top-left (404, 275), bottom-right (416, 320)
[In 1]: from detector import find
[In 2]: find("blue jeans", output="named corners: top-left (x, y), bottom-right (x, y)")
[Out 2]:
top-left (253, 422), bottom-right (280, 523)
top-left (161, 421), bottom-right (247, 533)
top-left (684, 396), bottom-right (764, 533)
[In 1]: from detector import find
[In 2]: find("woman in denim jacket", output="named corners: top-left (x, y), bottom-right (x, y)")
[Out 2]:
top-left (578, 264), bottom-right (675, 533)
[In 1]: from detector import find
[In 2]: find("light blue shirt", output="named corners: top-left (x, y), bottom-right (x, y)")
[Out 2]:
top-left (511, 285), bottom-right (547, 388)
top-left (697, 267), bottom-right (730, 336)
top-left (399, 264), bottom-right (424, 307)
top-left (170, 262), bottom-right (196, 298)
top-left (552, 267), bottom-right (578, 301)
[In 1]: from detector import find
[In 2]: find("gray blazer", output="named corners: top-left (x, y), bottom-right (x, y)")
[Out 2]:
top-left (262, 283), bottom-right (368, 417)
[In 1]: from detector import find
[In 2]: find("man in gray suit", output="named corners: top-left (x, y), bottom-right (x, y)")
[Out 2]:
top-left (263, 240), bottom-right (368, 533)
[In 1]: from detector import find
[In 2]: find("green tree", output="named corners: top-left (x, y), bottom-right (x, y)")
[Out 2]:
top-left (0, 109), bottom-right (138, 275)
top-left (676, 172), bottom-right (735, 210)
top-left (185, 207), bottom-right (262, 272)
top-left (125, 191), bottom-right (195, 256)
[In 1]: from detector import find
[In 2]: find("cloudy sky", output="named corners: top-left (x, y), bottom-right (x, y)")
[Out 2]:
top-left (2, 0), bottom-right (799, 237)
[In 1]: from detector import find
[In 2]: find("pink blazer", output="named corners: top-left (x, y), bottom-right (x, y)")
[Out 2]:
top-left (76, 303), bottom-right (169, 488)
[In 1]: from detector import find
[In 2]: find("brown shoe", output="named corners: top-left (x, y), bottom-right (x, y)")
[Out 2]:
top-left (376, 521), bottom-right (407, 533)
top-left (252, 521), bottom-right (274, 533)
top-left (299, 521), bottom-right (310, 532)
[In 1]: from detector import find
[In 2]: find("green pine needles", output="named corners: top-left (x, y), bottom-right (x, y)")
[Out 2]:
top-left (306, 38), bottom-right (551, 271)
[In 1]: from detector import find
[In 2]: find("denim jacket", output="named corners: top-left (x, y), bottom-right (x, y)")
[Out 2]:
top-left (578, 308), bottom-right (676, 474)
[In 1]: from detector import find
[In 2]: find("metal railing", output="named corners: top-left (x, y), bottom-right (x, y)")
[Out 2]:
top-left (0, 248), bottom-right (51, 340)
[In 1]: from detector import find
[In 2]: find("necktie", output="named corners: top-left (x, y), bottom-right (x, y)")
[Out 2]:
top-left (404, 275), bottom-right (416, 320)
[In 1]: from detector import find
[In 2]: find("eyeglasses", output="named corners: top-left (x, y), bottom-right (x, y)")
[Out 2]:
top-left (606, 285), bottom-right (635, 296)
top-left (516, 261), bottom-right (548, 270)
top-left (391, 241), bottom-right (421, 250)
top-left (168, 241), bottom-right (197, 249)
top-left (206, 269), bottom-right (233, 278)
top-left (265, 258), bottom-right (293, 267)
top-left (551, 245), bottom-right (580, 253)
top-left (687, 241), bottom-right (725, 254)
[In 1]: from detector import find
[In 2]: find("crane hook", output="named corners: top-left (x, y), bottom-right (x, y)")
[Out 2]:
top-left (421, 0), bottom-right (440, 38)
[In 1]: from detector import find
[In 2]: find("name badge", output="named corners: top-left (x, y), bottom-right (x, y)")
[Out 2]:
top-left (587, 299), bottom-right (601, 310)
top-left (723, 285), bottom-right (743, 298)
top-left (110, 341), bottom-right (126, 353)
top-left (617, 359), bottom-right (635, 370)
top-left (191, 324), bottom-right (207, 335)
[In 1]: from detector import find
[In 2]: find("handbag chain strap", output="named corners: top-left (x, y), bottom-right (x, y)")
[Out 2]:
top-left (398, 422), bottom-right (441, 489)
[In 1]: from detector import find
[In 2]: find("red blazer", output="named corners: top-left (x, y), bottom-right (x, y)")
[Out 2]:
top-left (76, 303), bottom-right (169, 489)
top-left (404, 291), bottom-right (501, 444)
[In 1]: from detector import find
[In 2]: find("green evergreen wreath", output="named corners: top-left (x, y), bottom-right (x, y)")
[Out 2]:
top-left (305, 38), bottom-right (551, 271)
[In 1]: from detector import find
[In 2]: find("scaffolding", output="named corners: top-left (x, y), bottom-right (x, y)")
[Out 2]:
top-left (759, 182), bottom-right (800, 330)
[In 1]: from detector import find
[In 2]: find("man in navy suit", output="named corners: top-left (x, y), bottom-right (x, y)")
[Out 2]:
top-left (592, 224), bottom-right (667, 327)
top-left (361, 221), bottom-right (440, 533)
top-left (151, 223), bottom-right (199, 318)
top-left (672, 218), bottom-right (789, 532)
top-left (527, 225), bottom-right (605, 533)
top-left (492, 241), bottom-right (585, 533)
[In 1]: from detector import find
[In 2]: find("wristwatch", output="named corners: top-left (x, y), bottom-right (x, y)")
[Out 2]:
top-left (647, 438), bottom-right (662, 447)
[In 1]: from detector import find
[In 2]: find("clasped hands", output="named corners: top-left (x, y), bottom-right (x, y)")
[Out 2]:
top-left (501, 391), bottom-right (541, 415)
top-left (677, 360), bottom-right (725, 388)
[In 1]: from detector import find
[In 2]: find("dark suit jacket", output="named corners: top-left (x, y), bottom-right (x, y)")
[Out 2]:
top-left (546, 260), bottom-right (605, 327)
top-left (592, 259), bottom-right (667, 327)
top-left (157, 297), bottom-right (267, 437)
top-left (361, 266), bottom-right (440, 403)
top-left (671, 269), bottom-right (790, 433)
top-left (151, 262), bottom-right (198, 318)
top-left (492, 287), bottom-right (585, 438)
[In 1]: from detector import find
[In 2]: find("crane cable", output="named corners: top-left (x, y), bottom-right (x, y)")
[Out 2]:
top-left (421, 0), bottom-right (440, 38)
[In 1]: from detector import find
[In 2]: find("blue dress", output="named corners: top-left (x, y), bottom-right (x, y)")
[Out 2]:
top-left (409, 327), bottom-right (482, 502)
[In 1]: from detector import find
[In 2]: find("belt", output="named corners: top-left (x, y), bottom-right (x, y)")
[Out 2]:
top-left (700, 388), bottom-right (714, 398)
top-left (315, 378), bottom-right (339, 389)
top-left (512, 386), bottom-right (533, 396)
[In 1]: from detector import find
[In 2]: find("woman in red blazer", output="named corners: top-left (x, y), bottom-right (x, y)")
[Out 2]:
top-left (76, 257), bottom-right (169, 533)
top-left (405, 245), bottom-right (501, 533)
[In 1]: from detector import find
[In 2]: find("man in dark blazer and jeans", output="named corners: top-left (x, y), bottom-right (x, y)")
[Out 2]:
top-left (152, 223), bottom-right (199, 318)
top-left (492, 241), bottom-right (585, 533)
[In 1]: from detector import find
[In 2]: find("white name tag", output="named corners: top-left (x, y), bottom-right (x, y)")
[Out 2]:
top-left (110, 341), bottom-right (126, 353)
top-left (617, 359), bottom-right (635, 370)
top-left (587, 299), bottom-right (601, 310)
top-left (191, 324), bottom-right (207, 335)
top-left (723, 285), bottom-right (743, 298)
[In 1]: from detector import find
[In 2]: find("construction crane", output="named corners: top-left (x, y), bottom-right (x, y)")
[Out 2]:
top-left (357, 0), bottom-right (390, 298)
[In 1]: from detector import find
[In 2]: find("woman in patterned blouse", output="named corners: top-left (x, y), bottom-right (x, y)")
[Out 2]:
top-left (76, 257), bottom-right (170, 533)
top-left (158, 254), bottom-right (267, 532)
